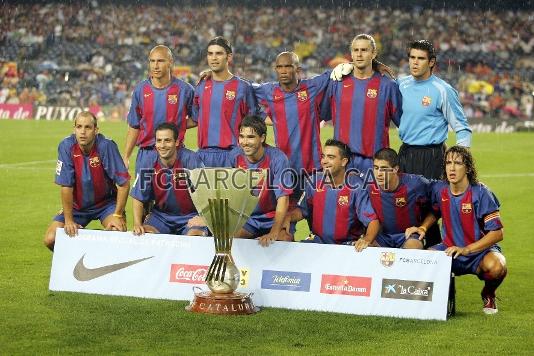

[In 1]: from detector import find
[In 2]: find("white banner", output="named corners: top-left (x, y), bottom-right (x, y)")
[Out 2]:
top-left (50, 229), bottom-right (452, 320)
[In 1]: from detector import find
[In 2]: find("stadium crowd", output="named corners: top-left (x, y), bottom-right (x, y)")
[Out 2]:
top-left (1, 2), bottom-right (532, 121)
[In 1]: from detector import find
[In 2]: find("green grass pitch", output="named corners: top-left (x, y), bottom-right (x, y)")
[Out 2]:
top-left (0, 119), bottom-right (533, 354)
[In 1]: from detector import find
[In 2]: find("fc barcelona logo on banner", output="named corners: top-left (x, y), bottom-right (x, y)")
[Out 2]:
top-left (380, 252), bottom-right (395, 267)
top-left (225, 90), bottom-right (236, 100)
top-left (89, 157), bottom-right (100, 168)
top-left (422, 96), bottom-right (432, 106)
top-left (366, 89), bottom-right (378, 99)
top-left (297, 90), bottom-right (308, 101)
top-left (395, 197), bottom-right (407, 207)
top-left (461, 203), bottom-right (472, 214)
top-left (338, 195), bottom-right (349, 206)
top-left (167, 94), bottom-right (178, 104)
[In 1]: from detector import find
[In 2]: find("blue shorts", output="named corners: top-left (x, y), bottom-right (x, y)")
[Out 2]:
top-left (53, 202), bottom-right (116, 227)
top-left (347, 153), bottom-right (373, 178)
top-left (243, 214), bottom-right (274, 237)
top-left (300, 234), bottom-right (354, 245)
top-left (135, 147), bottom-right (158, 174)
top-left (144, 210), bottom-right (207, 235)
top-left (375, 232), bottom-right (420, 248)
top-left (432, 243), bottom-right (503, 276)
top-left (198, 147), bottom-right (232, 168)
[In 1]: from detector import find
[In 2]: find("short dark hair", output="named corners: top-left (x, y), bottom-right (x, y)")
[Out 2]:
top-left (239, 115), bottom-right (267, 137)
top-left (207, 36), bottom-right (232, 54)
top-left (155, 122), bottom-right (179, 141)
top-left (408, 40), bottom-right (436, 70)
top-left (443, 146), bottom-right (478, 184)
top-left (373, 148), bottom-right (399, 168)
top-left (74, 111), bottom-right (97, 127)
top-left (324, 139), bottom-right (351, 160)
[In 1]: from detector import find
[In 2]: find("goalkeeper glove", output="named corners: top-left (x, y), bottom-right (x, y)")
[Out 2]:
top-left (330, 62), bottom-right (354, 81)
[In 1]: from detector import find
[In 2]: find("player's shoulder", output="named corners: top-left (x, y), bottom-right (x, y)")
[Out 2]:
top-left (265, 145), bottom-right (286, 158)
top-left (171, 77), bottom-right (194, 91)
top-left (58, 134), bottom-right (76, 148)
top-left (402, 173), bottom-right (430, 185)
top-left (95, 134), bottom-right (120, 153)
top-left (133, 78), bottom-right (151, 91)
top-left (430, 75), bottom-right (455, 92)
top-left (429, 179), bottom-right (449, 193)
top-left (234, 76), bottom-right (253, 87)
top-left (397, 75), bottom-right (415, 88)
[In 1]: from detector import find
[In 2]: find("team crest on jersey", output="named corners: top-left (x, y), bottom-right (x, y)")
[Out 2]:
top-left (225, 90), bottom-right (236, 100)
top-left (395, 197), bottom-right (407, 207)
top-left (297, 90), bottom-right (308, 101)
top-left (461, 203), bottom-right (472, 214)
top-left (338, 195), bottom-right (349, 206)
top-left (380, 251), bottom-right (395, 267)
top-left (367, 89), bottom-right (378, 99)
top-left (167, 94), bottom-right (178, 104)
top-left (89, 157), bottom-right (100, 168)
top-left (422, 96), bottom-right (432, 106)
top-left (144, 93), bottom-right (151, 98)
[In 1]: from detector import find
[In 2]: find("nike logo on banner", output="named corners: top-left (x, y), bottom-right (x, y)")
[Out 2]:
top-left (73, 254), bottom-right (154, 281)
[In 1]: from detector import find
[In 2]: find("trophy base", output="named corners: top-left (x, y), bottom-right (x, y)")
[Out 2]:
top-left (185, 290), bottom-right (259, 315)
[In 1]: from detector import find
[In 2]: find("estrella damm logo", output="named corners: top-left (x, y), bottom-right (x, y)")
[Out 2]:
top-left (380, 251), bottom-right (395, 267)
top-left (462, 203), bottom-right (472, 214)
top-left (297, 90), bottom-right (308, 101)
top-left (89, 156), bottom-right (100, 168)
top-left (167, 94), bottom-right (178, 104)
top-left (422, 96), bottom-right (432, 106)
top-left (225, 90), bottom-right (236, 100)
top-left (366, 88), bottom-right (378, 99)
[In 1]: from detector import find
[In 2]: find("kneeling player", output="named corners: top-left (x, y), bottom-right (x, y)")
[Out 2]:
top-left (130, 123), bottom-right (206, 236)
top-left (368, 148), bottom-right (430, 249)
top-left (227, 115), bottom-right (293, 247)
top-left (283, 139), bottom-right (379, 251)
top-left (406, 146), bottom-right (507, 314)
top-left (44, 111), bottom-right (130, 251)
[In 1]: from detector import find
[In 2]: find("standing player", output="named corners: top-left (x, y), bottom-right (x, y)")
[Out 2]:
top-left (406, 146), bottom-right (507, 314)
top-left (123, 45), bottom-right (194, 172)
top-left (283, 139), bottom-right (379, 251)
top-left (44, 111), bottom-right (130, 251)
top-left (130, 123), bottom-right (206, 236)
top-left (368, 148), bottom-right (430, 249)
top-left (190, 36), bottom-right (257, 167)
top-left (398, 40), bottom-right (472, 248)
top-left (254, 51), bottom-right (327, 177)
top-left (322, 34), bottom-right (402, 175)
top-left (397, 40), bottom-right (471, 179)
top-left (227, 115), bottom-right (293, 246)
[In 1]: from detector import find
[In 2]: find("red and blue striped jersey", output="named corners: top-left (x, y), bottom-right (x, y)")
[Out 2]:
top-left (431, 181), bottom-right (503, 247)
top-left (55, 134), bottom-right (130, 211)
top-left (254, 72), bottom-right (329, 173)
top-left (193, 77), bottom-right (257, 149)
top-left (130, 148), bottom-right (202, 216)
top-left (227, 145), bottom-right (293, 217)
top-left (127, 78), bottom-right (194, 147)
top-left (299, 174), bottom-right (377, 244)
top-left (321, 72), bottom-right (402, 158)
top-left (367, 173), bottom-right (431, 235)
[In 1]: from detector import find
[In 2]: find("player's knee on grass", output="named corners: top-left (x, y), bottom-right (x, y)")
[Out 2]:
top-left (403, 238), bottom-right (423, 249)
top-left (187, 228), bottom-right (208, 236)
top-left (480, 252), bottom-right (507, 280)
top-left (143, 225), bottom-right (160, 234)
top-left (235, 227), bottom-right (254, 239)
top-left (44, 221), bottom-right (63, 251)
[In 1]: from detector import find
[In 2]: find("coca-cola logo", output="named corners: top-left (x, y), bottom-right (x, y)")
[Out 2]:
top-left (169, 264), bottom-right (208, 284)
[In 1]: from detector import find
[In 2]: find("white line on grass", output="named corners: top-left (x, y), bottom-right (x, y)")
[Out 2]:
top-left (0, 160), bottom-right (55, 168)
top-left (481, 173), bottom-right (534, 178)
